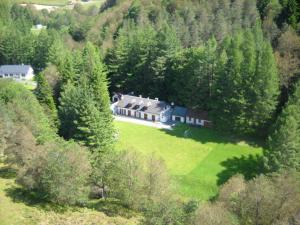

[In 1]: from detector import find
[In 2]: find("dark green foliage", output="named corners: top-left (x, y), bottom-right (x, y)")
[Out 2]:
top-left (278, 0), bottom-right (300, 29)
top-left (35, 72), bottom-right (58, 128)
top-left (212, 28), bottom-right (279, 134)
top-left (107, 23), bottom-right (181, 98)
top-left (264, 82), bottom-right (300, 172)
top-left (0, 29), bottom-right (35, 65)
top-left (59, 43), bottom-right (114, 152)
top-left (100, 0), bottom-right (117, 13)
top-left (166, 38), bottom-right (217, 110)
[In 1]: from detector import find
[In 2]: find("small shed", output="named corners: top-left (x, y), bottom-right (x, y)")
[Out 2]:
top-left (186, 109), bottom-right (212, 127)
top-left (172, 106), bottom-right (187, 123)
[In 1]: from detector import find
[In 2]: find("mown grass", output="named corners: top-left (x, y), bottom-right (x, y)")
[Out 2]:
top-left (115, 121), bottom-right (263, 200)
top-left (0, 163), bottom-right (139, 225)
top-left (17, 0), bottom-right (69, 6)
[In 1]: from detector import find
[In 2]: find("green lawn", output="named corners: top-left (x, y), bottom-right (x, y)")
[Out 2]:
top-left (115, 121), bottom-right (263, 200)
top-left (17, 0), bottom-right (69, 6)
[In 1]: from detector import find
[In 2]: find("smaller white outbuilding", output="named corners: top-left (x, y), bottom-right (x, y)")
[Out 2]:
top-left (171, 106), bottom-right (188, 123)
top-left (186, 108), bottom-right (212, 127)
top-left (0, 65), bottom-right (34, 81)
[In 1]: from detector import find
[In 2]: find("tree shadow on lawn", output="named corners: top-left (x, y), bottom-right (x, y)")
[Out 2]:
top-left (86, 199), bottom-right (138, 219)
top-left (5, 186), bottom-right (69, 213)
top-left (161, 124), bottom-right (265, 148)
top-left (217, 154), bottom-right (264, 186)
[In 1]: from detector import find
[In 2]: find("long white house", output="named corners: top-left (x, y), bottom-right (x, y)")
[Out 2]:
top-left (0, 65), bottom-right (34, 81)
top-left (112, 93), bottom-right (212, 127)
top-left (112, 94), bottom-right (171, 122)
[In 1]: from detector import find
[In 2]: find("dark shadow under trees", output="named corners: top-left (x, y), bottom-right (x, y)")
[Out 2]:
top-left (217, 154), bottom-right (265, 186)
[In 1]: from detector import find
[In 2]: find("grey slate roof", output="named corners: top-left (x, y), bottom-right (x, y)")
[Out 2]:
top-left (116, 95), bottom-right (167, 114)
top-left (172, 106), bottom-right (188, 117)
top-left (0, 65), bottom-right (32, 75)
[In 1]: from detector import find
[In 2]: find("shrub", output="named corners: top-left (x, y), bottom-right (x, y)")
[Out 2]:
top-left (40, 142), bottom-right (91, 205)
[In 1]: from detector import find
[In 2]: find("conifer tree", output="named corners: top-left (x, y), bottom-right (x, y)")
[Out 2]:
top-left (81, 43), bottom-right (114, 151)
top-left (35, 72), bottom-right (58, 129)
top-left (264, 82), bottom-right (300, 172)
top-left (212, 28), bottom-right (279, 134)
top-left (59, 43), bottom-right (114, 153)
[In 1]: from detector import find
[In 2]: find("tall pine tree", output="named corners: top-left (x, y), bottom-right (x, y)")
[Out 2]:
top-left (212, 28), bottom-right (279, 135)
top-left (264, 81), bottom-right (300, 172)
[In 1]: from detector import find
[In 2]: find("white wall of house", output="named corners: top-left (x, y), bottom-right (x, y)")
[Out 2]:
top-left (0, 69), bottom-right (34, 81)
top-left (186, 116), bottom-right (195, 124)
top-left (26, 68), bottom-right (34, 80)
top-left (172, 115), bottom-right (185, 123)
top-left (196, 119), bottom-right (204, 126)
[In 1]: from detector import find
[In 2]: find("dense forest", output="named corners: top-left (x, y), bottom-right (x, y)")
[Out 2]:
top-left (0, 0), bottom-right (299, 224)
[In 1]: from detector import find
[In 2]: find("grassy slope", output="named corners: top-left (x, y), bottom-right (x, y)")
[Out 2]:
top-left (16, 0), bottom-right (104, 6)
top-left (115, 121), bottom-right (263, 200)
top-left (0, 164), bottom-right (138, 225)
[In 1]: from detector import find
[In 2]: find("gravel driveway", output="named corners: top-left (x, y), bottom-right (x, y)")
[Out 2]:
top-left (114, 115), bottom-right (174, 130)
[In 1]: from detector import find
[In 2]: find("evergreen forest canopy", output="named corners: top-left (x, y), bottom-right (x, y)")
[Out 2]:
top-left (0, 0), bottom-right (300, 224)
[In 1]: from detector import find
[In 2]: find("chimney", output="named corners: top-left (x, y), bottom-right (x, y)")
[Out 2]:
top-left (139, 95), bottom-right (142, 98)
top-left (121, 95), bottom-right (124, 100)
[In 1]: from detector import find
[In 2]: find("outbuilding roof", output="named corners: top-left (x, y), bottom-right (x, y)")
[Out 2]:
top-left (186, 109), bottom-right (209, 121)
top-left (116, 95), bottom-right (167, 115)
top-left (172, 106), bottom-right (188, 117)
top-left (0, 65), bottom-right (33, 75)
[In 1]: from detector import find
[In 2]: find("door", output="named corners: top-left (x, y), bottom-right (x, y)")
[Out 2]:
top-left (144, 113), bottom-right (148, 120)
top-left (152, 115), bottom-right (155, 121)
top-left (128, 110), bottom-right (131, 117)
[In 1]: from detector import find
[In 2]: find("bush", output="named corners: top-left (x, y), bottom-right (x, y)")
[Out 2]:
top-left (0, 80), bottom-right (55, 144)
top-left (41, 142), bottom-right (91, 205)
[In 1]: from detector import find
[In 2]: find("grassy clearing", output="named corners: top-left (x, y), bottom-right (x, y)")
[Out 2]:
top-left (17, 0), bottom-right (69, 6)
top-left (115, 121), bottom-right (263, 200)
top-left (0, 163), bottom-right (139, 225)
top-left (80, 0), bottom-right (105, 9)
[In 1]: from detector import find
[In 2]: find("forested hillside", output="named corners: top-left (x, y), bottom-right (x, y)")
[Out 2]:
top-left (0, 0), bottom-right (299, 224)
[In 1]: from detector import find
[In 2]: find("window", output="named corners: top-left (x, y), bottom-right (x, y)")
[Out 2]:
top-left (10, 74), bottom-right (13, 77)
top-left (21, 74), bottom-right (26, 77)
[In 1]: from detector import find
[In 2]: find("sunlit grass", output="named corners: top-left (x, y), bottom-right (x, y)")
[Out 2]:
top-left (115, 121), bottom-right (263, 200)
